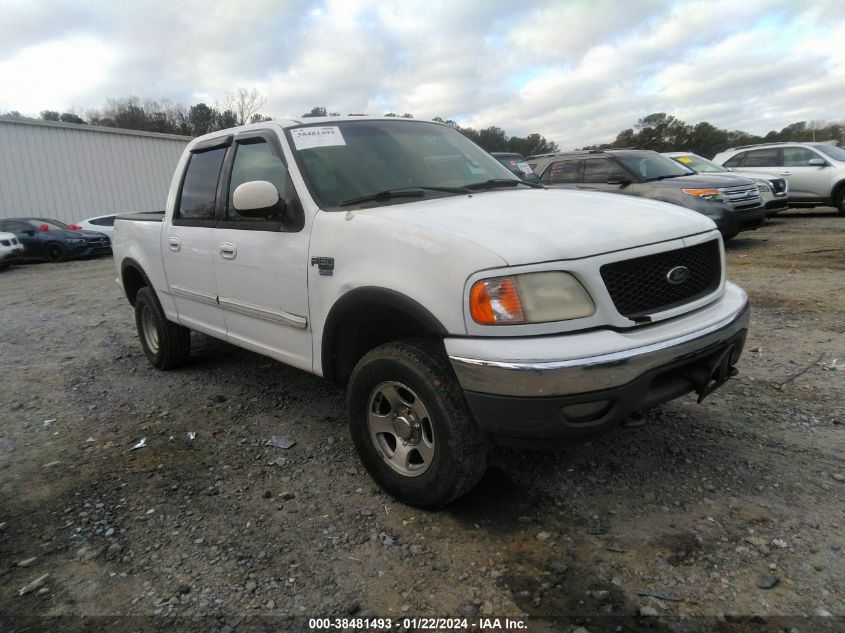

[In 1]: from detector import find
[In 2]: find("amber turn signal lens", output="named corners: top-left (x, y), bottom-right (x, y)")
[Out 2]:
top-left (469, 277), bottom-right (525, 325)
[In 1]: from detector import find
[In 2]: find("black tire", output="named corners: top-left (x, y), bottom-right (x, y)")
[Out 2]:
top-left (46, 242), bottom-right (67, 262)
top-left (347, 339), bottom-right (490, 509)
top-left (134, 286), bottom-right (191, 369)
top-left (835, 188), bottom-right (845, 216)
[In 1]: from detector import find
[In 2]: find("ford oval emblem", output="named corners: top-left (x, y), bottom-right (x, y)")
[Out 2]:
top-left (666, 266), bottom-right (690, 285)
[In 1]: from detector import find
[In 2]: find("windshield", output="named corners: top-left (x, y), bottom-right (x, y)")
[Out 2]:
top-left (670, 154), bottom-right (729, 173)
top-left (813, 144), bottom-right (845, 161)
top-left (288, 120), bottom-right (520, 208)
top-left (617, 153), bottom-right (694, 181)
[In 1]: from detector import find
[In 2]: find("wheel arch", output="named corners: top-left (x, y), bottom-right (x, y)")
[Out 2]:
top-left (321, 287), bottom-right (449, 383)
top-left (831, 178), bottom-right (845, 207)
top-left (120, 258), bottom-right (154, 306)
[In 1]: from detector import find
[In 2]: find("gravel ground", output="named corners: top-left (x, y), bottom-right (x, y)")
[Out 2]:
top-left (0, 208), bottom-right (843, 632)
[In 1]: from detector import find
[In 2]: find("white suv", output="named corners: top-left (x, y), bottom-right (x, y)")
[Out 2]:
top-left (713, 142), bottom-right (845, 215)
top-left (0, 231), bottom-right (25, 270)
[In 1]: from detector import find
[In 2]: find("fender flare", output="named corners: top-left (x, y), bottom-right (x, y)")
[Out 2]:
top-left (120, 258), bottom-right (155, 306)
top-left (320, 286), bottom-right (448, 381)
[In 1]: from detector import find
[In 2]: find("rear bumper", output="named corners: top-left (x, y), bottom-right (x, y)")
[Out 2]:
top-left (447, 284), bottom-right (749, 439)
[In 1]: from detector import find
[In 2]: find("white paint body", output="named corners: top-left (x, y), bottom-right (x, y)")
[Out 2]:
top-left (113, 118), bottom-right (737, 383)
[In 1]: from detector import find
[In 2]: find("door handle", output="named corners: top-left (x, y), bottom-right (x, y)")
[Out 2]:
top-left (219, 242), bottom-right (237, 259)
top-left (168, 236), bottom-right (181, 252)
top-left (779, 171), bottom-right (791, 176)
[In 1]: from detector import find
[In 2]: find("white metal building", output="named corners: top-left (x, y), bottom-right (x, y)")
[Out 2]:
top-left (0, 117), bottom-right (190, 223)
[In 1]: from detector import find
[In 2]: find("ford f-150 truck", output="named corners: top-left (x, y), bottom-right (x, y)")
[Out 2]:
top-left (114, 117), bottom-right (749, 508)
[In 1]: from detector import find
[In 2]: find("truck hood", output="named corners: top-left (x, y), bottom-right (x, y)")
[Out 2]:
top-left (646, 174), bottom-right (756, 189)
top-left (364, 188), bottom-right (716, 266)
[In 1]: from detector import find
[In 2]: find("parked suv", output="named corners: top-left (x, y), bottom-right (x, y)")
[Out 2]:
top-left (663, 152), bottom-right (789, 215)
top-left (529, 149), bottom-right (767, 239)
top-left (0, 231), bottom-right (25, 270)
top-left (491, 152), bottom-right (540, 183)
top-left (712, 142), bottom-right (845, 215)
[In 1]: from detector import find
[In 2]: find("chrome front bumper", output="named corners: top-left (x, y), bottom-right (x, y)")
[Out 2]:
top-left (447, 283), bottom-right (749, 399)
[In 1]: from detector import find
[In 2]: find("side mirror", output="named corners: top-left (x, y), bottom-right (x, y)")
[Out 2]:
top-left (607, 173), bottom-right (631, 186)
top-left (232, 181), bottom-right (286, 219)
top-left (808, 157), bottom-right (826, 167)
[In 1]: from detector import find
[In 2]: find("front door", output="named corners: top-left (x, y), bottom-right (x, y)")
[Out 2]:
top-left (212, 131), bottom-right (312, 372)
top-left (779, 146), bottom-right (832, 202)
top-left (162, 143), bottom-right (228, 336)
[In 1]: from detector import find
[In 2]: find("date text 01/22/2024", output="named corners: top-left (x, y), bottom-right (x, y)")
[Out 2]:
top-left (308, 617), bottom-right (528, 630)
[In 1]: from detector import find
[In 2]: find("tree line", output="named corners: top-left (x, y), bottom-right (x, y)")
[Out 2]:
top-left (0, 98), bottom-right (558, 154)
top-left (4, 97), bottom-right (840, 158)
top-left (586, 113), bottom-right (845, 158)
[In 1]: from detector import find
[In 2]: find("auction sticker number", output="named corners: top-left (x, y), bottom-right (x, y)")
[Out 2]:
top-left (292, 126), bottom-right (347, 150)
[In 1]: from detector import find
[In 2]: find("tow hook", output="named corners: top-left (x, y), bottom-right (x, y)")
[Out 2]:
top-left (623, 410), bottom-right (648, 428)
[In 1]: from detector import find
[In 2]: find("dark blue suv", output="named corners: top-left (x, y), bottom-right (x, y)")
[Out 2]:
top-left (0, 218), bottom-right (111, 262)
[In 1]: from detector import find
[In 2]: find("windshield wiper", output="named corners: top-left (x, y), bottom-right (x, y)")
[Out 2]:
top-left (464, 178), bottom-right (545, 190)
top-left (646, 174), bottom-right (686, 181)
top-left (339, 186), bottom-right (471, 207)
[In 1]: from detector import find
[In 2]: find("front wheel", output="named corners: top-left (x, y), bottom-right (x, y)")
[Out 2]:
top-left (46, 242), bottom-right (67, 262)
top-left (347, 340), bottom-right (490, 509)
top-left (835, 189), bottom-right (845, 216)
top-left (134, 287), bottom-right (191, 369)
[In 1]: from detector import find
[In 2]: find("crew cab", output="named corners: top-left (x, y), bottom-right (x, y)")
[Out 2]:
top-left (114, 117), bottom-right (750, 508)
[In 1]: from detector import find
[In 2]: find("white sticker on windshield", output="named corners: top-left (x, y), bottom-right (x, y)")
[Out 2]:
top-left (517, 161), bottom-right (534, 174)
top-left (291, 126), bottom-right (346, 150)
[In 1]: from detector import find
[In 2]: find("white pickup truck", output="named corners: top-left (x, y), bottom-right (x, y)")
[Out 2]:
top-left (113, 117), bottom-right (749, 508)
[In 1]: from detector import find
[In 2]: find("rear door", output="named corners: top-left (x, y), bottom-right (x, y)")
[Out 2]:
top-left (161, 139), bottom-right (228, 336)
top-left (779, 146), bottom-right (832, 201)
top-left (211, 130), bottom-right (313, 371)
top-left (540, 159), bottom-right (581, 188)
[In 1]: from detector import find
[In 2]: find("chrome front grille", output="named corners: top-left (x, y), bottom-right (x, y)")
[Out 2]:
top-left (720, 184), bottom-right (762, 209)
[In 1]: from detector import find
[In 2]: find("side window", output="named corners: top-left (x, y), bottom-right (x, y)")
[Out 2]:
top-left (782, 147), bottom-right (819, 166)
top-left (742, 148), bottom-right (779, 167)
top-left (582, 159), bottom-right (613, 183)
top-left (91, 216), bottom-right (116, 226)
top-left (723, 152), bottom-right (746, 168)
top-left (176, 147), bottom-right (227, 220)
top-left (227, 140), bottom-right (288, 221)
top-left (544, 160), bottom-right (579, 184)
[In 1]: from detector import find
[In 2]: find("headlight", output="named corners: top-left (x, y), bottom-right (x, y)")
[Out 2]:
top-left (469, 272), bottom-right (595, 325)
top-left (752, 179), bottom-right (771, 193)
top-left (682, 188), bottom-right (726, 202)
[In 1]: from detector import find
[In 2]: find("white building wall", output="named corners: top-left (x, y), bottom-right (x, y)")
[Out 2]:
top-left (0, 117), bottom-right (190, 223)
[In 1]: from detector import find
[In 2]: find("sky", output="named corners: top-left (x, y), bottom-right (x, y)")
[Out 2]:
top-left (1, 0), bottom-right (843, 148)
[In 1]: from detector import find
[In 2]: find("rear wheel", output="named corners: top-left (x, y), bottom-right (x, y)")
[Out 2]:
top-left (46, 242), bottom-right (66, 262)
top-left (347, 340), bottom-right (490, 509)
top-left (134, 287), bottom-right (191, 369)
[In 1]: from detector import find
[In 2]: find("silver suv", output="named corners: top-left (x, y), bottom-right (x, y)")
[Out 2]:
top-left (713, 142), bottom-right (845, 215)
top-left (528, 149), bottom-right (766, 240)
top-left (663, 152), bottom-right (789, 215)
